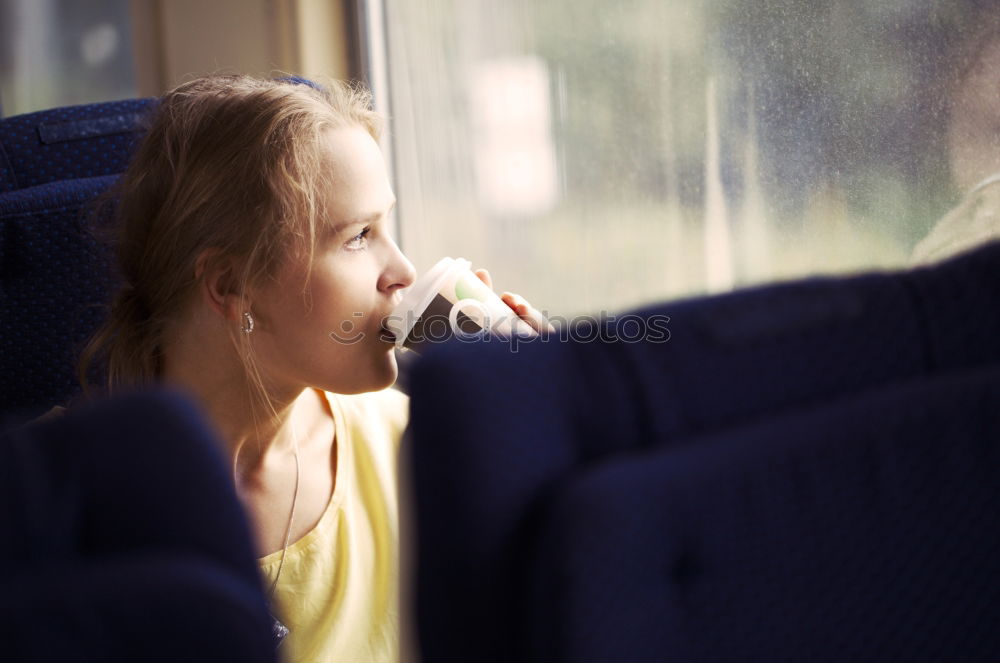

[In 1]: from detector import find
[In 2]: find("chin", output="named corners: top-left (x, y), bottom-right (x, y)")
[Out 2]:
top-left (370, 348), bottom-right (400, 390)
top-left (328, 354), bottom-right (399, 395)
top-left (368, 363), bottom-right (399, 392)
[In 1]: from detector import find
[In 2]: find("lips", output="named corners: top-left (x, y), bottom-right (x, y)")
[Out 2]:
top-left (378, 321), bottom-right (397, 344)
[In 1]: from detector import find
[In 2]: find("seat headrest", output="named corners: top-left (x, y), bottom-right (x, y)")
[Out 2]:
top-left (0, 98), bottom-right (155, 192)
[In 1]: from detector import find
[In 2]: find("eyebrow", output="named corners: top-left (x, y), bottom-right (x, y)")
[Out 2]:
top-left (332, 199), bottom-right (397, 234)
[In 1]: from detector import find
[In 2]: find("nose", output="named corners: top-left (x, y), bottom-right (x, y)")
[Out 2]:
top-left (379, 239), bottom-right (417, 294)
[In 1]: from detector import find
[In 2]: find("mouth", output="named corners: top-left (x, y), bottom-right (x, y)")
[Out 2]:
top-left (378, 322), bottom-right (397, 345)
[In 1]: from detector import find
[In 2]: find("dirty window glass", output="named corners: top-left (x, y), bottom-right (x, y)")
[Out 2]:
top-left (383, 1), bottom-right (998, 317)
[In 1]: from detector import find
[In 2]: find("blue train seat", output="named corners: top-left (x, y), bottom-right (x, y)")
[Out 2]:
top-left (407, 240), bottom-right (1000, 662)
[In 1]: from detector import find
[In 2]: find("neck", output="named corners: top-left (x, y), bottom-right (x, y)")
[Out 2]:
top-left (161, 311), bottom-right (306, 478)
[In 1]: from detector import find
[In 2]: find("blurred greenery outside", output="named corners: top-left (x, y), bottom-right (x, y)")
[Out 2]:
top-left (387, 0), bottom-right (993, 317)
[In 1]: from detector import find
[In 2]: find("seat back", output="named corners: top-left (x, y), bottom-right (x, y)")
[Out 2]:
top-left (406, 241), bottom-right (1000, 663)
top-left (0, 175), bottom-right (121, 417)
top-left (524, 366), bottom-right (1000, 662)
top-left (0, 388), bottom-right (277, 661)
top-left (0, 98), bottom-right (155, 417)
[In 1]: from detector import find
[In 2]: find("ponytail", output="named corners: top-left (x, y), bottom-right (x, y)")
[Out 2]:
top-left (78, 284), bottom-right (162, 395)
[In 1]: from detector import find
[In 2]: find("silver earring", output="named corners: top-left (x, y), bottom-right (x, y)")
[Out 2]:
top-left (241, 311), bottom-right (255, 334)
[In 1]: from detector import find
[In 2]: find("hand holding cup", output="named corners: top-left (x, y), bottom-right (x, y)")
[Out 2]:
top-left (472, 268), bottom-right (553, 336)
top-left (384, 257), bottom-right (550, 353)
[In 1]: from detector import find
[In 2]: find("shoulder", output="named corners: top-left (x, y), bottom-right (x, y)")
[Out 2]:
top-left (325, 387), bottom-right (409, 446)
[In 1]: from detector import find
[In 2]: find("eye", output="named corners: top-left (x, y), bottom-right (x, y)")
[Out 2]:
top-left (345, 226), bottom-right (372, 250)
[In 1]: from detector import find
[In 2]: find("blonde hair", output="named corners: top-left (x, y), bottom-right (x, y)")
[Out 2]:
top-left (80, 74), bottom-right (382, 404)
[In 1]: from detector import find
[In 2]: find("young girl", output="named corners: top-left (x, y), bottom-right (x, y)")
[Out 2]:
top-left (81, 74), bottom-right (547, 662)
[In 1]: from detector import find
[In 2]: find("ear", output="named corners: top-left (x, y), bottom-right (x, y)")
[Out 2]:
top-left (195, 249), bottom-right (244, 322)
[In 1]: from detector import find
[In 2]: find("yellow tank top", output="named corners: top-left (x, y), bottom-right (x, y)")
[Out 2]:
top-left (258, 388), bottom-right (408, 662)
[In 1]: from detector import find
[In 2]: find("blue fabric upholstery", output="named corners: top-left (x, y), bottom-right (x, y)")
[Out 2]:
top-left (0, 175), bottom-right (121, 417)
top-left (407, 241), bottom-right (1000, 663)
top-left (525, 366), bottom-right (1000, 662)
top-left (0, 99), bottom-right (154, 192)
top-left (2, 556), bottom-right (277, 662)
top-left (0, 389), bottom-right (276, 662)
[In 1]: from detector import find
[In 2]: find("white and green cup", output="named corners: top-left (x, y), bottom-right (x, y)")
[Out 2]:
top-left (385, 257), bottom-right (533, 353)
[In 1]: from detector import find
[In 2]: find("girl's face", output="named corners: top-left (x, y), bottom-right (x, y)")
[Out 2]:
top-left (250, 126), bottom-right (416, 395)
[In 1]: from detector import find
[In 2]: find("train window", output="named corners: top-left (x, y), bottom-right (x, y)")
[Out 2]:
top-left (0, 0), bottom-right (136, 116)
top-left (380, 1), bottom-right (998, 316)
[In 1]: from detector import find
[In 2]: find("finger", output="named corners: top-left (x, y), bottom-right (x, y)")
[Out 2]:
top-left (474, 268), bottom-right (493, 290)
top-left (501, 292), bottom-right (521, 314)
top-left (502, 292), bottom-right (554, 335)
